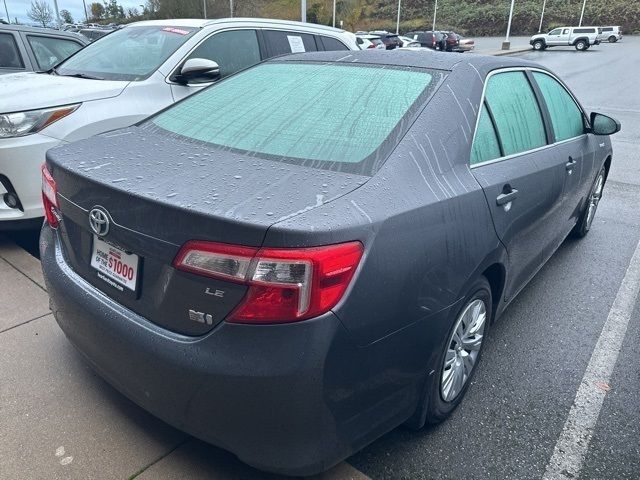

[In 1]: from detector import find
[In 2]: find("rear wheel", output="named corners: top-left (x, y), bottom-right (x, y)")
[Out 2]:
top-left (575, 39), bottom-right (587, 51)
top-left (572, 166), bottom-right (606, 238)
top-left (425, 277), bottom-right (492, 424)
top-left (533, 40), bottom-right (545, 50)
top-left (609, 35), bottom-right (617, 43)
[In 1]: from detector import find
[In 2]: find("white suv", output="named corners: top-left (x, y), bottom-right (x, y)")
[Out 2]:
top-left (529, 26), bottom-right (600, 51)
top-left (597, 26), bottom-right (622, 43)
top-left (0, 18), bottom-right (358, 229)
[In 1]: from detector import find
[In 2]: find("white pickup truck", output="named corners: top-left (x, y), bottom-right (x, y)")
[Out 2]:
top-left (530, 26), bottom-right (601, 51)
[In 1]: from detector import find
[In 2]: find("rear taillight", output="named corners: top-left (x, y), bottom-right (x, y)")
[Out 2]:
top-left (41, 164), bottom-right (59, 228)
top-left (367, 43), bottom-right (376, 49)
top-left (173, 241), bottom-right (363, 324)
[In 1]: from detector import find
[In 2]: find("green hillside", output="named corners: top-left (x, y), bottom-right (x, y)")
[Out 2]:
top-left (245, 0), bottom-right (640, 36)
top-left (136, 0), bottom-right (639, 36)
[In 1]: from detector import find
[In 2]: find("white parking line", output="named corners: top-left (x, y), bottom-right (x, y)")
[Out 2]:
top-left (543, 236), bottom-right (640, 480)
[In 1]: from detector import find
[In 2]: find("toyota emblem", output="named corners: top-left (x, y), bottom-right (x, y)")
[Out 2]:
top-left (89, 207), bottom-right (110, 236)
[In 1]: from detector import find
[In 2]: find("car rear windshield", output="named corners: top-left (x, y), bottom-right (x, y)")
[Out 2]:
top-left (147, 62), bottom-right (444, 175)
top-left (55, 25), bottom-right (197, 81)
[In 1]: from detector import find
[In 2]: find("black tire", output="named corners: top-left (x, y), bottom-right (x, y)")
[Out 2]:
top-left (424, 276), bottom-right (492, 424)
top-left (575, 39), bottom-right (587, 51)
top-left (609, 35), bottom-right (617, 43)
top-left (572, 166), bottom-right (606, 238)
top-left (533, 40), bottom-right (545, 51)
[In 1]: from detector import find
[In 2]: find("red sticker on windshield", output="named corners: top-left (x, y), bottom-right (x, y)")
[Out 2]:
top-left (162, 27), bottom-right (190, 35)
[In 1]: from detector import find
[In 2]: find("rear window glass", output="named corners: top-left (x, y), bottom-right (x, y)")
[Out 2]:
top-left (319, 36), bottom-right (349, 51)
top-left (263, 30), bottom-right (317, 56)
top-left (148, 62), bottom-right (443, 175)
top-left (574, 28), bottom-right (595, 33)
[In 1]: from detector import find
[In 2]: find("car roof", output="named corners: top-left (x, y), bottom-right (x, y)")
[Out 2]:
top-left (275, 49), bottom-right (542, 73)
top-left (130, 17), bottom-right (348, 34)
top-left (0, 23), bottom-right (86, 39)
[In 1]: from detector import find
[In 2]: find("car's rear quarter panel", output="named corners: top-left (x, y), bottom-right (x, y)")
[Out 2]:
top-left (262, 64), bottom-right (508, 435)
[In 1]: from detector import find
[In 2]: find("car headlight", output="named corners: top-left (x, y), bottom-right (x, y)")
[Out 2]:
top-left (0, 104), bottom-right (80, 139)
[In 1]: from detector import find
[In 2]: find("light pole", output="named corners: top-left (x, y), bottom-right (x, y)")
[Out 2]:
top-left (578, 0), bottom-right (587, 27)
top-left (3, 0), bottom-right (9, 23)
top-left (395, 0), bottom-right (401, 34)
top-left (230, 0), bottom-right (233, 17)
top-left (203, 0), bottom-right (207, 18)
top-left (84, 0), bottom-right (89, 21)
top-left (432, 0), bottom-right (438, 32)
top-left (332, 0), bottom-right (336, 27)
top-left (301, 0), bottom-right (306, 22)
top-left (538, 0), bottom-right (546, 33)
top-left (52, 0), bottom-right (61, 27)
top-left (502, 0), bottom-right (515, 50)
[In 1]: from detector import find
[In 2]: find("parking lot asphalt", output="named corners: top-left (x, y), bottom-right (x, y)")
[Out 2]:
top-left (1, 37), bottom-right (638, 480)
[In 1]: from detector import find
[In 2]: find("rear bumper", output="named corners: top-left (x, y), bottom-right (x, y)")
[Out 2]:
top-left (40, 225), bottom-right (429, 475)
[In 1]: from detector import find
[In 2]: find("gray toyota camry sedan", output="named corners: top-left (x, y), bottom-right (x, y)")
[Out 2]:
top-left (40, 50), bottom-right (620, 475)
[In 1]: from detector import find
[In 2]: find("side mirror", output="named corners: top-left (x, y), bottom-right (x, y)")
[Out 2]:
top-left (174, 58), bottom-right (220, 84)
top-left (590, 112), bottom-right (621, 136)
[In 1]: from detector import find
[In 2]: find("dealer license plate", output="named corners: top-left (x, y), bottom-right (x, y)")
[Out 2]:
top-left (90, 235), bottom-right (139, 291)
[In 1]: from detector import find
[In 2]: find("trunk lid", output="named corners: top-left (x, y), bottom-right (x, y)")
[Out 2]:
top-left (47, 126), bottom-right (369, 335)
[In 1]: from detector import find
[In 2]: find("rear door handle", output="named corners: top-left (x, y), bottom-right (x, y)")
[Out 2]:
top-left (566, 157), bottom-right (577, 170)
top-left (496, 189), bottom-right (518, 206)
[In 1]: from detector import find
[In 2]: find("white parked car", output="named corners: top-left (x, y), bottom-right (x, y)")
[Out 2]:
top-left (355, 34), bottom-right (385, 50)
top-left (597, 26), bottom-right (622, 43)
top-left (0, 18), bottom-right (358, 229)
top-left (529, 26), bottom-right (600, 51)
top-left (397, 35), bottom-right (422, 48)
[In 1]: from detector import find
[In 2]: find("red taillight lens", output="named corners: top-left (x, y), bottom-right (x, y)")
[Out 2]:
top-left (41, 164), bottom-right (59, 228)
top-left (173, 241), bottom-right (363, 324)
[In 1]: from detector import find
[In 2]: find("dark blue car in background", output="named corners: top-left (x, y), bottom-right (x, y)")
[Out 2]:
top-left (40, 50), bottom-right (620, 475)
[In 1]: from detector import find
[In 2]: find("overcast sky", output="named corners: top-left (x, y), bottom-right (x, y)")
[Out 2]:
top-left (2, 0), bottom-right (144, 24)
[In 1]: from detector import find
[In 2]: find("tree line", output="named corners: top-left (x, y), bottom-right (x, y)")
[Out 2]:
top-left (23, 0), bottom-right (640, 34)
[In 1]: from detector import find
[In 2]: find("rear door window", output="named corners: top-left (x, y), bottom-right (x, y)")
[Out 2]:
top-left (27, 35), bottom-right (84, 70)
top-left (470, 104), bottom-right (501, 165)
top-left (263, 30), bottom-right (318, 57)
top-left (185, 29), bottom-right (261, 81)
top-left (0, 32), bottom-right (24, 69)
top-left (318, 35), bottom-right (349, 51)
top-left (532, 72), bottom-right (584, 142)
top-left (484, 71), bottom-right (547, 156)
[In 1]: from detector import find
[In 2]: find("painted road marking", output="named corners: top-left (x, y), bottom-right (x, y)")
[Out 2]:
top-left (543, 236), bottom-right (640, 480)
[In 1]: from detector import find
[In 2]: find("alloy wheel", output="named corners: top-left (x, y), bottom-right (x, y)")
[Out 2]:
top-left (440, 298), bottom-right (487, 402)
top-left (585, 171), bottom-right (605, 230)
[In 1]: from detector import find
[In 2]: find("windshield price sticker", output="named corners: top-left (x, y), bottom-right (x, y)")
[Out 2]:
top-left (162, 27), bottom-right (190, 35)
